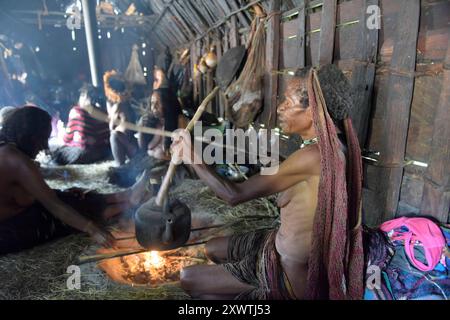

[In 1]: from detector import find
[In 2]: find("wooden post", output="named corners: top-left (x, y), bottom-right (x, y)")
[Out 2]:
top-left (297, 0), bottom-right (307, 69)
top-left (191, 42), bottom-right (199, 106)
top-left (229, 0), bottom-right (250, 28)
top-left (420, 42), bottom-right (450, 223)
top-left (81, 0), bottom-right (102, 87)
top-left (215, 38), bottom-right (224, 117)
top-left (229, 15), bottom-right (239, 48)
top-left (351, 0), bottom-right (379, 147)
top-left (206, 37), bottom-right (214, 113)
top-left (372, 0), bottom-right (421, 224)
top-left (223, 27), bottom-right (230, 51)
top-left (262, 0), bottom-right (281, 128)
top-left (318, 0), bottom-right (337, 66)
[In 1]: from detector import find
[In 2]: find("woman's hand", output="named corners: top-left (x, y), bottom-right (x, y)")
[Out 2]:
top-left (170, 129), bottom-right (193, 165)
top-left (86, 222), bottom-right (116, 248)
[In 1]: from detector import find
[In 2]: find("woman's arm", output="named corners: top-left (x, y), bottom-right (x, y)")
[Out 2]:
top-left (12, 148), bottom-right (115, 246)
top-left (171, 130), bottom-right (320, 206)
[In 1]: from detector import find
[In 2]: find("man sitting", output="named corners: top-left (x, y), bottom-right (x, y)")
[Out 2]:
top-left (0, 106), bottom-right (151, 255)
top-left (171, 64), bottom-right (364, 299)
top-left (51, 84), bottom-right (110, 165)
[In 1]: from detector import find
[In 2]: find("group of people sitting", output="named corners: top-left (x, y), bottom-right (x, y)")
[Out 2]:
top-left (50, 66), bottom-right (183, 168)
top-left (0, 61), bottom-right (448, 300)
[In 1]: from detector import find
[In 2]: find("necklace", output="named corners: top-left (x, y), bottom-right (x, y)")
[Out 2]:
top-left (300, 137), bottom-right (318, 149)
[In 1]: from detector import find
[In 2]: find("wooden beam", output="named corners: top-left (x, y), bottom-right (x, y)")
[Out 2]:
top-left (168, 4), bottom-right (195, 39)
top-left (181, 0), bottom-right (266, 47)
top-left (228, 0), bottom-right (250, 28)
top-left (229, 15), bottom-right (239, 48)
top-left (262, 0), bottom-right (281, 128)
top-left (350, 0), bottom-right (379, 147)
top-left (193, 0), bottom-right (215, 26)
top-left (183, 0), bottom-right (209, 33)
top-left (172, 0), bottom-right (204, 35)
top-left (371, 0), bottom-right (421, 224)
top-left (215, 38), bottom-right (225, 117)
top-left (151, 0), bottom-right (175, 29)
top-left (190, 42), bottom-right (199, 106)
top-left (318, 0), bottom-right (337, 66)
top-left (297, 0), bottom-right (307, 68)
top-left (205, 37), bottom-right (214, 113)
top-left (420, 41), bottom-right (450, 223)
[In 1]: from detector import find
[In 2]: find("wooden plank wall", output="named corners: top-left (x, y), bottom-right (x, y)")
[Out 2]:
top-left (186, 0), bottom-right (450, 225)
top-left (365, 0), bottom-right (421, 225)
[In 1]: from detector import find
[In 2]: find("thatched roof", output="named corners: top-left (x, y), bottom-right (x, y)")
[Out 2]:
top-left (147, 0), bottom-right (306, 48)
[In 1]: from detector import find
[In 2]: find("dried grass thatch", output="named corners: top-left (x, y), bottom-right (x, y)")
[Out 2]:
top-left (0, 161), bottom-right (279, 300)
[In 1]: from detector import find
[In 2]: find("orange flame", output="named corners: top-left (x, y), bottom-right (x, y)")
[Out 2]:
top-left (143, 251), bottom-right (163, 269)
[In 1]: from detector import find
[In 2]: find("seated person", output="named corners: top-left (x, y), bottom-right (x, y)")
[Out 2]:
top-left (170, 64), bottom-right (364, 300)
top-left (104, 70), bottom-right (138, 166)
top-left (0, 106), bottom-right (151, 255)
top-left (51, 84), bottom-right (110, 165)
top-left (137, 88), bottom-right (182, 161)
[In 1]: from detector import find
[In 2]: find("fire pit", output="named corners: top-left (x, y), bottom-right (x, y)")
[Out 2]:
top-left (97, 249), bottom-right (205, 287)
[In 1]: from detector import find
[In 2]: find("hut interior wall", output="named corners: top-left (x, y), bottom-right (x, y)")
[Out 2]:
top-left (171, 0), bottom-right (449, 226)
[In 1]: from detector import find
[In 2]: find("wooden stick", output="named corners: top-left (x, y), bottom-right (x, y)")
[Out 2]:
top-left (77, 249), bottom-right (147, 265)
top-left (85, 106), bottom-right (174, 138)
top-left (77, 241), bottom-right (208, 265)
top-left (155, 86), bottom-right (220, 206)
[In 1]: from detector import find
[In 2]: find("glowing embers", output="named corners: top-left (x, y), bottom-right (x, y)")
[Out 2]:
top-left (143, 251), bottom-right (163, 269)
top-left (98, 249), bottom-right (201, 287)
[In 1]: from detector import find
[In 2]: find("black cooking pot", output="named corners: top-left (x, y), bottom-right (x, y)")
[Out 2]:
top-left (134, 197), bottom-right (191, 250)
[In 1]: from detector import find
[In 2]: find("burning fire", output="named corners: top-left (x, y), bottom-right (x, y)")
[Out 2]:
top-left (143, 251), bottom-right (163, 269)
top-left (99, 249), bottom-right (203, 286)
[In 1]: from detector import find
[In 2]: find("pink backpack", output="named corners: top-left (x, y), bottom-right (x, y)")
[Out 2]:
top-left (380, 217), bottom-right (446, 272)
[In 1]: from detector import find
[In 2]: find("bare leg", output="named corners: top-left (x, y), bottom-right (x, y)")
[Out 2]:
top-left (205, 236), bottom-right (230, 264)
top-left (110, 131), bottom-right (127, 165)
top-left (110, 131), bottom-right (137, 165)
top-left (180, 264), bottom-right (254, 299)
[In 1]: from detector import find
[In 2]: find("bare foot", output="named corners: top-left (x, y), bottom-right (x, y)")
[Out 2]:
top-left (129, 170), bottom-right (152, 207)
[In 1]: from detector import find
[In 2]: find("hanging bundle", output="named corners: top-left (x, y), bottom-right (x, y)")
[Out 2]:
top-left (124, 44), bottom-right (147, 86)
top-left (204, 46), bottom-right (218, 69)
top-left (225, 15), bottom-right (266, 129)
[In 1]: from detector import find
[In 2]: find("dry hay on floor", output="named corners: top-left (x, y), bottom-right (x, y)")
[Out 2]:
top-left (0, 162), bottom-right (279, 300)
top-left (41, 160), bottom-right (125, 193)
top-left (0, 234), bottom-right (190, 300)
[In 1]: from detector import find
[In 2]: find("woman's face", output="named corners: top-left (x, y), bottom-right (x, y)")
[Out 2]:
top-left (277, 78), bottom-right (312, 134)
top-left (153, 69), bottom-right (166, 90)
top-left (151, 93), bottom-right (163, 118)
top-left (78, 92), bottom-right (91, 108)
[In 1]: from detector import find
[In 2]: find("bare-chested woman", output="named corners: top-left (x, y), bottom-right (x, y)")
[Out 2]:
top-left (170, 65), bottom-right (363, 300)
top-left (0, 106), bottom-right (150, 255)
